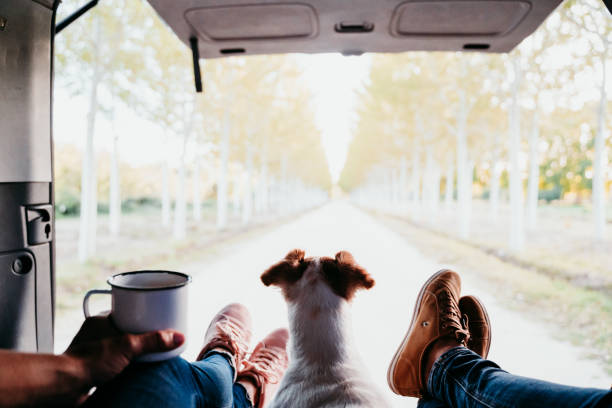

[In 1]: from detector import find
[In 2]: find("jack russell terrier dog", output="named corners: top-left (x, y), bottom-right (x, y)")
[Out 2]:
top-left (261, 249), bottom-right (390, 408)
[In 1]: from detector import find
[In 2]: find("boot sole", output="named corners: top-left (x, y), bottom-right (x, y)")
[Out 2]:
top-left (466, 295), bottom-right (491, 358)
top-left (387, 269), bottom-right (455, 395)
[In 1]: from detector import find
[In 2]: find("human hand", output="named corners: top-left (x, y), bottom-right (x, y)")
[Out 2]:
top-left (64, 315), bottom-right (184, 388)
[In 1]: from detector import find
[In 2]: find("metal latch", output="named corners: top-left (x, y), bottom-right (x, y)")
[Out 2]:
top-left (25, 205), bottom-right (53, 245)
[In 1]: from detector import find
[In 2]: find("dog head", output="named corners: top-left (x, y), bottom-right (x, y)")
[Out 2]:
top-left (261, 249), bottom-right (375, 304)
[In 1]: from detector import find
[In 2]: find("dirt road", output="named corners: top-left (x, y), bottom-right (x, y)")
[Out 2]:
top-left (55, 201), bottom-right (609, 406)
top-left (178, 201), bottom-right (609, 407)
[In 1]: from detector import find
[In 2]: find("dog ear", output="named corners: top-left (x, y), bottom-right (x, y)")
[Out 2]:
top-left (335, 251), bottom-right (375, 292)
top-left (322, 251), bottom-right (375, 300)
top-left (261, 249), bottom-right (306, 287)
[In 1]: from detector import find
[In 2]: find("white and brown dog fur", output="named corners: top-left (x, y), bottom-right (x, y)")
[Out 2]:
top-left (261, 249), bottom-right (390, 408)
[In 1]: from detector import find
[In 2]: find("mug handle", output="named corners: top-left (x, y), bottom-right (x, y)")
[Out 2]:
top-left (83, 289), bottom-right (111, 318)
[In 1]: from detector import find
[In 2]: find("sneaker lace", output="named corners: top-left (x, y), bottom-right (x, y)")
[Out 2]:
top-left (215, 318), bottom-right (249, 356)
top-left (245, 346), bottom-right (288, 385)
top-left (439, 290), bottom-right (470, 344)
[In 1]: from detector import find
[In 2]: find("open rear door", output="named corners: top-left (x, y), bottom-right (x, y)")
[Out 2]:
top-left (0, 0), bottom-right (57, 352)
top-left (148, 0), bottom-right (562, 58)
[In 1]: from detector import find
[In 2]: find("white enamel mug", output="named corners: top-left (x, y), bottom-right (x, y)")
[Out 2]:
top-left (83, 270), bottom-right (191, 362)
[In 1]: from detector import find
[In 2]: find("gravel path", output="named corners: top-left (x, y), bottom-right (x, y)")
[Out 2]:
top-left (178, 201), bottom-right (610, 407)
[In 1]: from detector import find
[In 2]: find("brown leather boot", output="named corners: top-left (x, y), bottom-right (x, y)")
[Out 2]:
top-left (387, 269), bottom-right (469, 398)
top-left (237, 328), bottom-right (289, 408)
top-left (459, 295), bottom-right (491, 358)
top-left (197, 303), bottom-right (252, 376)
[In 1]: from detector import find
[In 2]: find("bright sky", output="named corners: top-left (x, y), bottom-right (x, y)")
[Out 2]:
top-left (54, 53), bottom-right (372, 183)
top-left (295, 53), bottom-right (372, 182)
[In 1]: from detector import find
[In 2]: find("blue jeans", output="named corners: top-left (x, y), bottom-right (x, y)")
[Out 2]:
top-left (418, 347), bottom-right (612, 408)
top-left (84, 352), bottom-right (252, 408)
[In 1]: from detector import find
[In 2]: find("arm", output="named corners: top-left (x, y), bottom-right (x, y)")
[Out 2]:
top-left (0, 350), bottom-right (86, 407)
top-left (0, 316), bottom-right (184, 407)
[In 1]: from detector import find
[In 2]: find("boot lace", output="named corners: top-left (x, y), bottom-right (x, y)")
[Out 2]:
top-left (438, 290), bottom-right (470, 344)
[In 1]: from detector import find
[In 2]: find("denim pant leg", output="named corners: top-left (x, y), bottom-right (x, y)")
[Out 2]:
top-left (418, 397), bottom-right (450, 408)
top-left (191, 352), bottom-right (253, 408)
top-left (84, 356), bottom-right (201, 408)
top-left (84, 352), bottom-right (252, 408)
top-left (427, 347), bottom-right (612, 408)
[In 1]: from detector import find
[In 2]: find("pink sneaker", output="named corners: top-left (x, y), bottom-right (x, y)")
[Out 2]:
top-left (237, 328), bottom-right (289, 408)
top-left (197, 303), bottom-right (253, 375)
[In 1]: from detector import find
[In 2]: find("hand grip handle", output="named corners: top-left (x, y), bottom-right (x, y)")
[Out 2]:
top-left (83, 289), bottom-right (111, 318)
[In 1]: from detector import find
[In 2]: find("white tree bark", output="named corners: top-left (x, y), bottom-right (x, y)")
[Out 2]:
top-left (489, 134), bottom-right (501, 220)
top-left (457, 90), bottom-right (470, 239)
top-left (431, 161), bottom-right (441, 220)
top-left (526, 109), bottom-right (540, 229)
top-left (424, 147), bottom-right (434, 218)
top-left (593, 48), bottom-right (608, 240)
top-left (173, 163), bottom-right (186, 240)
top-left (174, 103), bottom-right (195, 239)
top-left (217, 111), bottom-right (230, 229)
top-left (242, 144), bottom-right (253, 225)
top-left (465, 159), bottom-right (474, 235)
top-left (109, 134), bottom-right (121, 237)
top-left (232, 178), bottom-right (242, 216)
top-left (391, 166), bottom-right (400, 212)
top-left (410, 142), bottom-right (421, 219)
top-left (78, 19), bottom-right (102, 263)
top-left (399, 156), bottom-right (408, 213)
top-left (257, 162), bottom-right (269, 214)
top-left (280, 155), bottom-right (289, 214)
top-left (161, 159), bottom-right (171, 227)
top-left (445, 161), bottom-right (454, 213)
top-left (257, 135), bottom-right (269, 214)
top-left (193, 155), bottom-right (202, 222)
top-left (509, 56), bottom-right (525, 252)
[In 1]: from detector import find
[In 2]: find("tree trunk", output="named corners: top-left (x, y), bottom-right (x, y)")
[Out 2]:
top-left (257, 135), bottom-right (269, 214)
top-left (509, 56), bottom-right (525, 251)
top-left (257, 163), bottom-right (269, 215)
top-left (280, 155), bottom-right (289, 214)
top-left (424, 147), bottom-right (434, 218)
top-left (490, 135), bottom-right (501, 220)
top-left (242, 144), bottom-right (253, 225)
top-left (457, 89), bottom-right (470, 239)
top-left (193, 154), bottom-right (202, 222)
top-left (465, 160), bottom-right (474, 235)
top-left (109, 134), bottom-right (121, 236)
top-left (173, 161), bottom-right (186, 239)
top-left (161, 159), bottom-right (171, 227)
top-left (399, 156), bottom-right (408, 213)
top-left (232, 178), bottom-right (242, 216)
top-left (526, 109), bottom-right (540, 229)
top-left (445, 160), bottom-right (454, 213)
top-left (431, 161), bottom-right (441, 221)
top-left (78, 19), bottom-right (102, 263)
top-left (217, 111), bottom-right (230, 229)
top-left (174, 104), bottom-right (195, 239)
top-left (391, 166), bottom-right (400, 212)
top-left (410, 143), bottom-right (421, 219)
top-left (593, 48), bottom-right (608, 240)
top-left (423, 146), bottom-right (440, 220)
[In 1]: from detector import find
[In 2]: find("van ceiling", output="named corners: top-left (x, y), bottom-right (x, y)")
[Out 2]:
top-left (146, 0), bottom-right (562, 58)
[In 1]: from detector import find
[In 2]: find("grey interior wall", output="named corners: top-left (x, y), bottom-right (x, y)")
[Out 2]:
top-left (0, 0), bottom-right (53, 183)
top-left (0, 0), bottom-right (56, 352)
